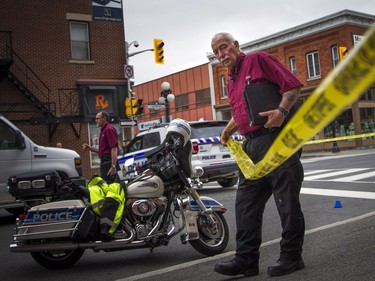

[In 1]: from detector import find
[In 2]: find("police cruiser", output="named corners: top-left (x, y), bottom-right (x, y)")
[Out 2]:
top-left (118, 120), bottom-right (242, 188)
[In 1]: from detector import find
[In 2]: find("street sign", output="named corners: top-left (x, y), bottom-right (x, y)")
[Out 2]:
top-left (124, 65), bottom-right (134, 79)
top-left (120, 120), bottom-right (137, 127)
top-left (148, 104), bottom-right (165, 110)
top-left (138, 119), bottom-right (161, 131)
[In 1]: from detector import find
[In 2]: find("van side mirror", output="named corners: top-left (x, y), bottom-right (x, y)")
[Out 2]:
top-left (15, 130), bottom-right (26, 149)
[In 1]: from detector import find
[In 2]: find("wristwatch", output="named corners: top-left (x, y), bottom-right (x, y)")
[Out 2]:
top-left (277, 106), bottom-right (290, 117)
top-left (111, 164), bottom-right (116, 169)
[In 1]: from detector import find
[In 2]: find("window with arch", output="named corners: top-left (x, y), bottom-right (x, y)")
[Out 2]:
top-left (220, 75), bottom-right (227, 99)
top-left (289, 56), bottom-right (297, 75)
top-left (306, 51), bottom-right (321, 79)
top-left (331, 45), bottom-right (340, 68)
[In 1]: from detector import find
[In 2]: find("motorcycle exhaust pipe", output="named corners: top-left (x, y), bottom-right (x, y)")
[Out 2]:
top-left (10, 239), bottom-right (149, 253)
top-left (10, 242), bottom-right (79, 252)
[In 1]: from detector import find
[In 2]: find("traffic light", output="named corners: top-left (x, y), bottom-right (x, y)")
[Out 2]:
top-left (125, 99), bottom-right (143, 117)
top-left (153, 38), bottom-right (164, 64)
top-left (338, 46), bottom-right (348, 61)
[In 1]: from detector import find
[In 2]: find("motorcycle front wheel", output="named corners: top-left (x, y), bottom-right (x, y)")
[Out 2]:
top-left (189, 211), bottom-right (229, 256)
top-left (31, 248), bottom-right (85, 269)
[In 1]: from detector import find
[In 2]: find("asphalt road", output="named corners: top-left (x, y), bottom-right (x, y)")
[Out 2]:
top-left (0, 148), bottom-right (374, 281)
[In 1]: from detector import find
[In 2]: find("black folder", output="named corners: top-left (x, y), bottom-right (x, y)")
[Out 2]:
top-left (243, 83), bottom-right (281, 126)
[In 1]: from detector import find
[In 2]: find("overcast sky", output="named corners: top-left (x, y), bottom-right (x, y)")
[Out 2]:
top-left (123, 0), bottom-right (375, 86)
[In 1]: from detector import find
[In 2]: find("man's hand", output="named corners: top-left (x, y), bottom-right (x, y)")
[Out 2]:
top-left (82, 143), bottom-right (91, 151)
top-left (259, 109), bottom-right (285, 129)
top-left (220, 117), bottom-right (238, 144)
top-left (107, 166), bottom-right (117, 176)
top-left (220, 130), bottom-right (231, 145)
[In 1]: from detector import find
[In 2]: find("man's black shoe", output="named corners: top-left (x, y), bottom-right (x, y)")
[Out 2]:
top-left (267, 258), bottom-right (305, 276)
top-left (214, 259), bottom-right (259, 277)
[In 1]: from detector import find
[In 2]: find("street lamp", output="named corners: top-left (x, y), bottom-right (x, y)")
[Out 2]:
top-left (158, 81), bottom-right (175, 123)
top-left (125, 41), bottom-right (139, 139)
top-left (125, 40), bottom-right (141, 100)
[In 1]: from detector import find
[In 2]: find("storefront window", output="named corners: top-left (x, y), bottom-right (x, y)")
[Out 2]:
top-left (359, 86), bottom-right (375, 101)
top-left (88, 123), bottom-right (121, 169)
top-left (323, 109), bottom-right (353, 138)
top-left (360, 108), bottom-right (375, 139)
top-left (359, 87), bottom-right (375, 139)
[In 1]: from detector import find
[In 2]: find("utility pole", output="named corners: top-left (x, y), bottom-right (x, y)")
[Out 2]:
top-left (124, 41), bottom-right (154, 139)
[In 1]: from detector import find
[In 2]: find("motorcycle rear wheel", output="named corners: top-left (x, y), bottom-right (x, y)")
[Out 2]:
top-left (30, 248), bottom-right (85, 269)
top-left (189, 211), bottom-right (229, 256)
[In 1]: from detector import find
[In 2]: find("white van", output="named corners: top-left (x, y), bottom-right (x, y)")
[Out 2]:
top-left (0, 115), bottom-right (86, 214)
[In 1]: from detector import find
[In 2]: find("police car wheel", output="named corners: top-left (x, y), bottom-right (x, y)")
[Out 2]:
top-left (217, 177), bottom-right (238, 188)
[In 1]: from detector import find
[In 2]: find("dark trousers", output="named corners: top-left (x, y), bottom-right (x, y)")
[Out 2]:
top-left (235, 131), bottom-right (305, 264)
top-left (100, 154), bottom-right (120, 184)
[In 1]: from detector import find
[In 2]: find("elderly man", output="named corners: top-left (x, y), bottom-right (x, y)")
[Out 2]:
top-left (211, 32), bottom-right (305, 277)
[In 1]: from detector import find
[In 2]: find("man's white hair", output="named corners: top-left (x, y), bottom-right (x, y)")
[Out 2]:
top-left (213, 32), bottom-right (236, 43)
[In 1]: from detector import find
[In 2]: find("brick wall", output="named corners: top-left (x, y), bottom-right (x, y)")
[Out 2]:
top-left (0, 0), bottom-right (126, 179)
top-left (212, 24), bottom-right (369, 101)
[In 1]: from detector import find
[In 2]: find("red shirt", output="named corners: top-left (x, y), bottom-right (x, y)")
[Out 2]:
top-left (228, 52), bottom-right (303, 135)
top-left (98, 122), bottom-right (118, 158)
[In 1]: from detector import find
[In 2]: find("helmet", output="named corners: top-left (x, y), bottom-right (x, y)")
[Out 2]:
top-left (166, 118), bottom-right (191, 146)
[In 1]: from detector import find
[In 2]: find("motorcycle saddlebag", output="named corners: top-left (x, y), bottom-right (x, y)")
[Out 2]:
top-left (14, 199), bottom-right (94, 240)
top-left (8, 170), bottom-right (60, 199)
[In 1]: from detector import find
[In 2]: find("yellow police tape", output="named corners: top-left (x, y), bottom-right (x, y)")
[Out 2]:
top-left (306, 132), bottom-right (375, 144)
top-left (227, 23), bottom-right (375, 180)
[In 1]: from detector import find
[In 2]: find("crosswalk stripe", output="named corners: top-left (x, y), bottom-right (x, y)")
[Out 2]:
top-left (329, 171), bottom-right (375, 182)
top-left (304, 170), bottom-right (331, 176)
top-left (301, 187), bottom-right (375, 199)
top-left (304, 168), bottom-right (369, 181)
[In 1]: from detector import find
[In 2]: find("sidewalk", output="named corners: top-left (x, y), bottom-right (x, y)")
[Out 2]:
top-left (301, 146), bottom-right (375, 158)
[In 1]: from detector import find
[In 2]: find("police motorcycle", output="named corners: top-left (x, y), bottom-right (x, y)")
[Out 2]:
top-left (9, 119), bottom-right (229, 270)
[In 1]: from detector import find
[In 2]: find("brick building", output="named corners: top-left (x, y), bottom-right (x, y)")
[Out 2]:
top-left (134, 10), bottom-right (375, 152)
top-left (0, 0), bottom-right (128, 179)
top-left (132, 63), bottom-right (214, 131)
top-left (1, 6), bottom-right (374, 184)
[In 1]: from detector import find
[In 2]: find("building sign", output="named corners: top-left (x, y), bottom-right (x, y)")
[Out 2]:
top-left (86, 87), bottom-right (116, 116)
top-left (92, 0), bottom-right (123, 22)
top-left (138, 119), bottom-right (161, 131)
top-left (353, 34), bottom-right (364, 48)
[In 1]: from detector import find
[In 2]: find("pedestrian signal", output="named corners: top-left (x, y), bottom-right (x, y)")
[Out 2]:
top-left (338, 46), bottom-right (348, 61)
top-left (125, 99), bottom-right (143, 117)
top-left (153, 38), bottom-right (164, 64)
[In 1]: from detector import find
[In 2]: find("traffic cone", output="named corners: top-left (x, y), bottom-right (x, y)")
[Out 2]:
top-left (334, 200), bottom-right (343, 208)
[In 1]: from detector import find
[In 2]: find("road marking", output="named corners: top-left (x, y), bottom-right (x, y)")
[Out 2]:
top-left (115, 210), bottom-right (375, 281)
top-left (303, 168), bottom-right (368, 181)
top-left (301, 187), bottom-right (375, 199)
top-left (329, 170), bottom-right (375, 182)
top-left (303, 168), bottom-right (375, 182)
top-left (304, 169), bottom-right (331, 175)
top-left (301, 152), bottom-right (375, 163)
